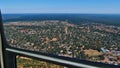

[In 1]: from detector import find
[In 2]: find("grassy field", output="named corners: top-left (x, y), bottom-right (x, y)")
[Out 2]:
top-left (17, 56), bottom-right (65, 68)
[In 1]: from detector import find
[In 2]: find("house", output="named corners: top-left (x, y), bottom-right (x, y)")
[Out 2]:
top-left (101, 48), bottom-right (110, 53)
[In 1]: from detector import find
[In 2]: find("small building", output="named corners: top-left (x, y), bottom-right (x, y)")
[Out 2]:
top-left (101, 48), bottom-right (110, 53)
top-left (112, 51), bottom-right (120, 56)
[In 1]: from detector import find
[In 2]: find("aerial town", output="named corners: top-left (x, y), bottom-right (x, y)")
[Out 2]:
top-left (4, 20), bottom-right (120, 66)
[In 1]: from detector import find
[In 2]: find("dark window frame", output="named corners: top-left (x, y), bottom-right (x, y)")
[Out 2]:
top-left (0, 11), bottom-right (120, 68)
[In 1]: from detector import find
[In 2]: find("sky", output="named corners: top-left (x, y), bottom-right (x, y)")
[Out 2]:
top-left (0, 0), bottom-right (120, 14)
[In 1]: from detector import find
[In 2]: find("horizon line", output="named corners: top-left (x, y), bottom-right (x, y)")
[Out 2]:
top-left (2, 13), bottom-right (120, 15)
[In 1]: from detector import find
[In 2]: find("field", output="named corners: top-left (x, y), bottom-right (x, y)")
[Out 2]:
top-left (17, 56), bottom-right (65, 68)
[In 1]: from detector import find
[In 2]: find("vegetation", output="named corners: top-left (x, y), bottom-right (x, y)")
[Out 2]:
top-left (17, 56), bottom-right (64, 68)
top-left (4, 20), bottom-right (120, 65)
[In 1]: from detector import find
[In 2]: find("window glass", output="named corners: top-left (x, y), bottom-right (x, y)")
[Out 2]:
top-left (3, 14), bottom-right (120, 66)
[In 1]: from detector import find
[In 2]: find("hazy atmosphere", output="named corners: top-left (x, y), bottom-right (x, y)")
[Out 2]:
top-left (1, 0), bottom-right (120, 14)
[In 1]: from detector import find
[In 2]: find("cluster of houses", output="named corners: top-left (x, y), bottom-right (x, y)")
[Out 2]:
top-left (101, 47), bottom-right (120, 65)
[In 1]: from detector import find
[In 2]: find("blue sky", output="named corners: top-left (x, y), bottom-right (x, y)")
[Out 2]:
top-left (0, 0), bottom-right (120, 14)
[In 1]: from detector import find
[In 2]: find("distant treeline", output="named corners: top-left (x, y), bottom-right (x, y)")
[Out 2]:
top-left (2, 14), bottom-right (120, 26)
